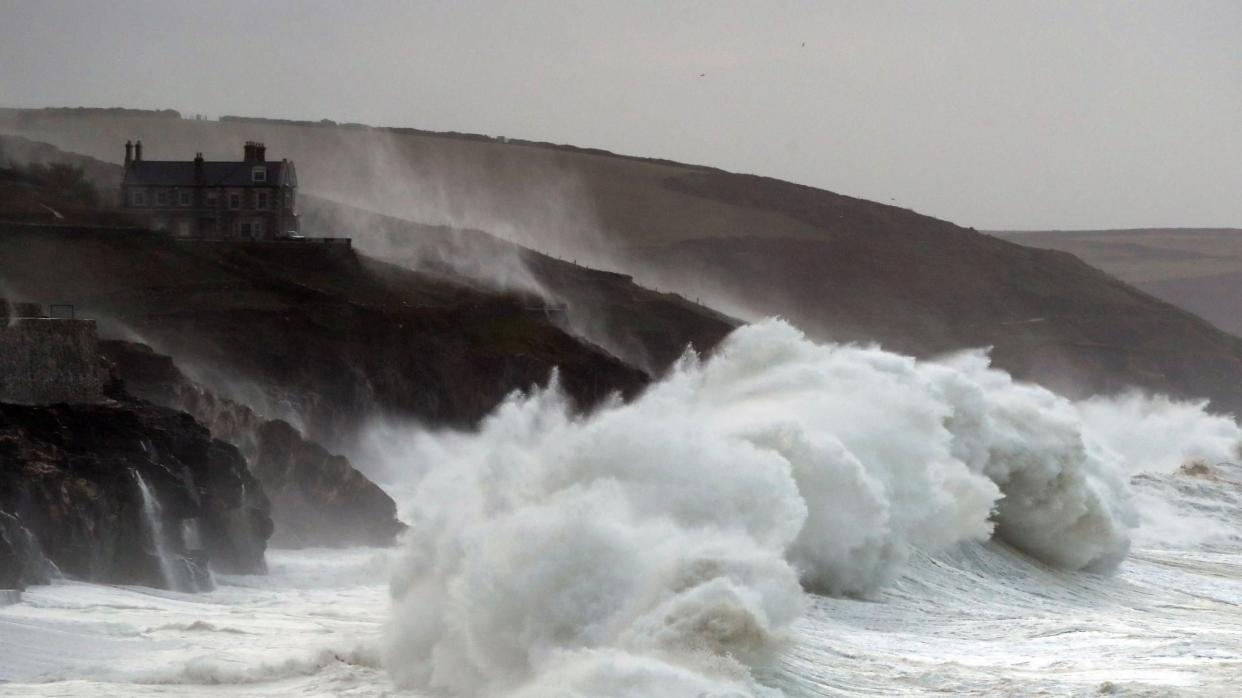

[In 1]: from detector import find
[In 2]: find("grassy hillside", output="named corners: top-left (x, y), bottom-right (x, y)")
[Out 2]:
top-left (5, 109), bottom-right (1242, 414)
top-left (0, 110), bottom-right (824, 250)
top-left (0, 135), bottom-right (128, 225)
top-left (622, 188), bottom-right (1242, 412)
top-left (298, 195), bottom-right (736, 373)
top-left (995, 228), bottom-right (1242, 337)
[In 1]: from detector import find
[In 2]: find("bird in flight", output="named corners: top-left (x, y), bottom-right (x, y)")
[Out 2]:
top-left (698, 73), bottom-right (706, 77)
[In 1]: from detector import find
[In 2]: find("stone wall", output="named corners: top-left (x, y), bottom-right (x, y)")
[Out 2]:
top-left (0, 307), bottom-right (105, 404)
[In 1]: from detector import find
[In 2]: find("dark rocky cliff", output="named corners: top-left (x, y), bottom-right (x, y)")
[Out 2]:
top-left (0, 224), bottom-right (665, 453)
top-left (0, 137), bottom-right (738, 592)
top-left (0, 143), bottom-right (731, 568)
top-left (0, 398), bottom-right (271, 591)
top-left (101, 339), bottom-right (405, 548)
top-left (252, 419), bottom-right (404, 547)
top-left (0, 510), bottom-right (58, 591)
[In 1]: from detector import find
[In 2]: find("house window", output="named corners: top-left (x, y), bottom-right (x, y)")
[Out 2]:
top-left (228, 193), bottom-right (242, 210)
top-left (177, 220), bottom-right (192, 237)
top-left (252, 166), bottom-right (267, 183)
top-left (256, 191), bottom-right (270, 209)
top-left (253, 219), bottom-right (264, 237)
top-left (179, 190), bottom-right (192, 206)
top-left (155, 190), bottom-right (169, 206)
top-left (131, 189), bottom-right (147, 206)
top-left (205, 191), bottom-right (219, 208)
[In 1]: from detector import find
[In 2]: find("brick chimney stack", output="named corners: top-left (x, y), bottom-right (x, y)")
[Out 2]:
top-left (124, 140), bottom-right (133, 166)
top-left (134, 140), bottom-right (143, 162)
top-left (194, 152), bottom-right (204, 183)
top-left (243, 141), bottom-right (266, 162)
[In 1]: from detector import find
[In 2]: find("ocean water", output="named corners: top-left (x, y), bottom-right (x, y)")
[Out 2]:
top-left (3, 320), bottom-right (1241, 696)
top-left (0, 547), bottom-right (396, 696)
top-left (3, 471), bottom-right (1239, 697)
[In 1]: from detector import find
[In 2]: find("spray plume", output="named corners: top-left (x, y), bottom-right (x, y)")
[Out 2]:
top-left (381, 319), bottom-right (1241, 696)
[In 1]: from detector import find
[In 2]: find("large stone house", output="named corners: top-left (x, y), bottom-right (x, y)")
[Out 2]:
top-left (121, 140), bottom-right (299, 239)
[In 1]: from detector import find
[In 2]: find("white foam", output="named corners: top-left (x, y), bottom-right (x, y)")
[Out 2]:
top-left (382, 319), bottom-right (1240, 695)
top-left (0, 549), bottom-right (398, 696)
top-left (5, 320), bottom-right (1239, 697)
top-left (1076, 391), bottom-right (1242, 474)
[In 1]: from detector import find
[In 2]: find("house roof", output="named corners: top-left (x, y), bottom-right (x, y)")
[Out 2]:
top-left (123, 160), bottom-right (296, 188)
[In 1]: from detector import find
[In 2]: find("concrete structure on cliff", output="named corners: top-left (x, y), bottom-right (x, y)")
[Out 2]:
top-left (120, 140), bottom-right (299, 240)
top-left (0, 300), bottom-right (105, 404)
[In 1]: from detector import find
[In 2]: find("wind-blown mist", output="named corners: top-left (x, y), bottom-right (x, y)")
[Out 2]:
top-left (382, 319), bottom-right (1241, 697)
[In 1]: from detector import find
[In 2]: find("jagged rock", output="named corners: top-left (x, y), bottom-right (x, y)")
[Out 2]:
top-left (253, 419), bottom-right (404, 547)
top-left (0, 509), bottom-right (56, 590)
top-left (100, 340), bottom-right (406, 547)
top-left (0, 400), bottom-right (272, 589)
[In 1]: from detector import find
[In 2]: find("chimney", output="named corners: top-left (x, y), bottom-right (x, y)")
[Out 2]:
top-left (124, 140), bottom-right (133, 166)
top-left (243, 141), bottom-right (264, 162)
top-left (194, 152), bottom-right (204, 182)
top-left (134, 140), bottom-right (143, 162)
top-left (255, 143), bottom-right (266, 162)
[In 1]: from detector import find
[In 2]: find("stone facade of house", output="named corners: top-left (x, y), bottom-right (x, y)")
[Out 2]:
top-left (120, 140), bottom-right (299, 240)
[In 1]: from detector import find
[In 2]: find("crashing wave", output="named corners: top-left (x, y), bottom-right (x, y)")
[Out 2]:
top-left (382, 319), bottom-right (1240, 696)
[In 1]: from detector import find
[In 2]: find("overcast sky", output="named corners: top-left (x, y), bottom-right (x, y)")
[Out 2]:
top-left (2, 1), bottom-right (1239, 229)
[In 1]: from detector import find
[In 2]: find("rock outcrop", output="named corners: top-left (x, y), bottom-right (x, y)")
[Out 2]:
top-left (100, 340), bottom-right (405, 548)
top-left (252, 419), bottom-right (404, 547)
top-left (0, 509), bottom-right (57, 591)
top-left (0, 399), bottom-right (272, 590)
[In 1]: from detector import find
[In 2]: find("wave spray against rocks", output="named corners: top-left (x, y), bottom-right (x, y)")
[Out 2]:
top-left (382, 319), bottom-right (1241, 697)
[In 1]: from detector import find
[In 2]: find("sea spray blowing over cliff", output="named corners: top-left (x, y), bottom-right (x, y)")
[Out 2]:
top-left (382, 319), bottom-right (1242, 697)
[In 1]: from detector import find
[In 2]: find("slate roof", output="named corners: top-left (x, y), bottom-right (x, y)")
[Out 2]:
top-left (123, 160), bottom-right (296, 187)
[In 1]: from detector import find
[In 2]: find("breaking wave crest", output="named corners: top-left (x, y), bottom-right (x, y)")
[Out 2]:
top-left (383, 319), bottom-right (1241, 696)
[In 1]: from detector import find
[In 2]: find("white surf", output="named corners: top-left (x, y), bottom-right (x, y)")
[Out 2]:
top-left (2, 319), bottom-right (1240, 697)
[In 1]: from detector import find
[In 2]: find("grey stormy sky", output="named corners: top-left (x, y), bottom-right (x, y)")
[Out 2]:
top-left (1, 0), bottom-right (1239, 230)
